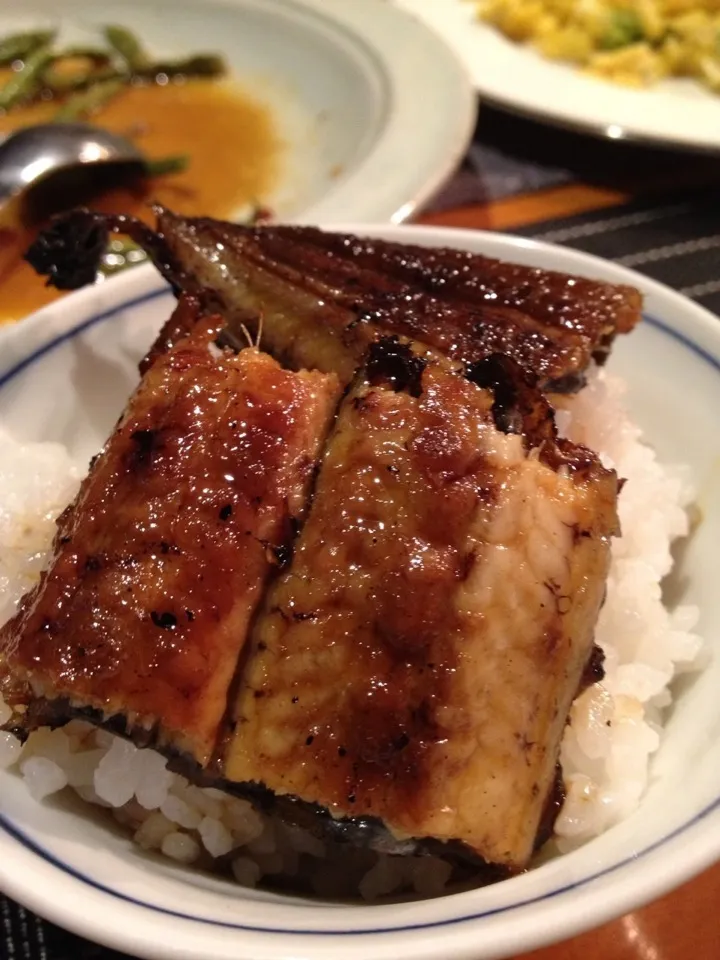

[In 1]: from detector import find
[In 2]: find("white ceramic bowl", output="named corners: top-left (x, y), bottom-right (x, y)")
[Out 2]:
top-left (0, 226), bottom-right (719, 960)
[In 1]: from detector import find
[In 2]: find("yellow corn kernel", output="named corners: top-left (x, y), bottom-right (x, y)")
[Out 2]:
top-left (489, 3), bottom-right (550, 41)
top-left (659, 33), bottom-right (695, 73)
top-left (537, 26), bottom-right (595, 61)
top-left (636, 0), bottom-right (665, 39)
top-left (588, 43), bottom-right (667, 84)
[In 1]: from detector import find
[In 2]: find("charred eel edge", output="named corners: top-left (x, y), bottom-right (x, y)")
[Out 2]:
top-left (0, 693), bottom-right (508, 876)
top-left (24, 207), bottom-right (189, 294)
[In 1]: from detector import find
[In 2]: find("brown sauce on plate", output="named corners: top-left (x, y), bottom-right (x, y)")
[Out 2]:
top-left (0, 77), bottom-right (281, 324)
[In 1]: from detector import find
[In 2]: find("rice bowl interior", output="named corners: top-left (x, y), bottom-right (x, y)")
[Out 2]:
top-left (0, 226), bottom-right (719, 960)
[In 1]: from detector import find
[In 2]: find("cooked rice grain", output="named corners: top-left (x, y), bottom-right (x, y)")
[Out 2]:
top-left (555, 370), bottom-right (701, 845)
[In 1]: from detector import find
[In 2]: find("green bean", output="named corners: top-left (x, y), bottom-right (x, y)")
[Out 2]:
top-left (0, 29), bottom-right (55, 67)
top-left (104, 26), bottom-right (226, 79)
top-left (104, 24), bottom-right (150, 71)
top-left (53, 45), bottom-right (113, 65)
top-left (100, 238), bottom-right (147, 277)
top-left (143, 154), bottom-right (189, 177)
top-left (142, 53), bottom-right (226, 79)
top-left (43, 63), bottom-right (127, 96)
top-left (0, 45), bottom-right (54, 111)
top-left (53, 77), bottom-right (125, 121)
top-left (0, 26), bottom-right (225, 114)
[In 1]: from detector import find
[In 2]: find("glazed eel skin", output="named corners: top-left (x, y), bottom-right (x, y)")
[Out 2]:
top-left (25, 207), bottom-right (642, 392)
top-left (0, 307), bottom-right (339, 768)
top-left (223, 341), bottom-right (619, 869)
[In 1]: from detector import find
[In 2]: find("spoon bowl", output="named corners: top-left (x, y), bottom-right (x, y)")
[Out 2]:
top-left (0, 122), bottom-right (144, 206)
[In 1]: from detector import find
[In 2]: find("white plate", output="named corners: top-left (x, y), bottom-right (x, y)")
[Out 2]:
top-left (0, 0), bottom-right (476, 223)
top-left (0, 226), bottom-right (719, 960)
top-left (394, 0), bottom-right (720, 152)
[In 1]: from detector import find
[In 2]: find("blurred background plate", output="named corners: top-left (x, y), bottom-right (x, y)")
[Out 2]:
top-left (394, 0), bottom-right (720, 153)
top-left (0, 0), bottom-right (476, 225)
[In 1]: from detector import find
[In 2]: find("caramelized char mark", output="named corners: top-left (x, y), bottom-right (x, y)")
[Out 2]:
top-left (366, 337), bottom-right (427, 397)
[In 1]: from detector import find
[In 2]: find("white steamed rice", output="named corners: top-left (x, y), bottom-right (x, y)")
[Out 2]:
top-left (0, 369), bottom-right (703, 898)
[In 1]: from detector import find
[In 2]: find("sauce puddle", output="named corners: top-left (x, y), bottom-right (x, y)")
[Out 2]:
top-left (0, 78), bottom-right (281, 324)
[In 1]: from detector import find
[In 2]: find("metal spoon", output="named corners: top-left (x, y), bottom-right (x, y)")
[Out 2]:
top-left (0, 121), bottom-right (144, 206)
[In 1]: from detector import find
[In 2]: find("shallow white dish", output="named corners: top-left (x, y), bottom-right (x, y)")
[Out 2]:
top-left (0, 0), bottom-right (475, 224)
top-left (395, 0), bottom-right (720, 152)
top-left (0, 225), bottom-right (719, 960)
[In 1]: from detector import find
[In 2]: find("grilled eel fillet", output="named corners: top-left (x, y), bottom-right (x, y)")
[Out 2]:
top-left (25, 208), bottom-right (642, 392)
top-left (0, 313), bottom-right (339, 768)
top-left (223, 341), bottom-right (620, 870)
top-left (0, 293), bottom-right (619, 869)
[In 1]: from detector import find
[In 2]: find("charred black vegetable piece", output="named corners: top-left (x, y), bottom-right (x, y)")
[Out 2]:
top-left (24, 208), bottom-right (189, 292)
top-left (24, 209), bottom-right (110, 289)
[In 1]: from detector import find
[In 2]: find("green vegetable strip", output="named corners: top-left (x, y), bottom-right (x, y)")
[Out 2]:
top-left (142, 54), bottom-right (226, 79)
top-left (53, 78), bottom-right (126, 121)
top-left (43, 63), bottom-right (128, 96)
top-left (104, 24), bottom-right (150, 71)
top-left (0, 45), bottom-right (54, 111)
top-left (0, 30), bottom-right (55, 67)
top-left (0, 26), bottom-right (226, 115)
top-left (52, 46), bottom-right (113, 65)
top-left (143, 154), bottom-right (189, 176)
top-left (99, 238), bottom-right (147, 277)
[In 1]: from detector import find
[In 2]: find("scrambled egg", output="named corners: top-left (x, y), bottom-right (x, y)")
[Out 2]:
top-left (474, 0), bottom-right (720, 90)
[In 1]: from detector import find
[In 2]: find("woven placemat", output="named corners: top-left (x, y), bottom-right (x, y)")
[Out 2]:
top-left (517, 188), bottom-right (720, 316)
top-left (2, 900), bottom-right (131, 960)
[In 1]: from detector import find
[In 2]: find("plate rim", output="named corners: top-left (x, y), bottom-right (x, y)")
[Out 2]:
top-left (0, 0), bottom-right (477, 225)
top-left (393, 0), bottom-right (720, 153)
top-left (285, 0), bottom-right (478, 224)
top-left (0, 226), bottom-right (719, 960)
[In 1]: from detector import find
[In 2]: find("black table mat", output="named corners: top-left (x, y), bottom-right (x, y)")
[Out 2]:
top-left (427, 105), bottom-right (720, 213)
top-left (3, 169), bottom-right (720, 959)
top-left (516, 188), bottom-right (720, 317)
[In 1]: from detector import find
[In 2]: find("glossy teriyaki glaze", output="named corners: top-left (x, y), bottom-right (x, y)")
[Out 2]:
top-left (224, 343), bottom-right (620, 868)
top-left (0, 318), bottom-right (338, 766)
top-left (154, 211), bottom-right (642, 390)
